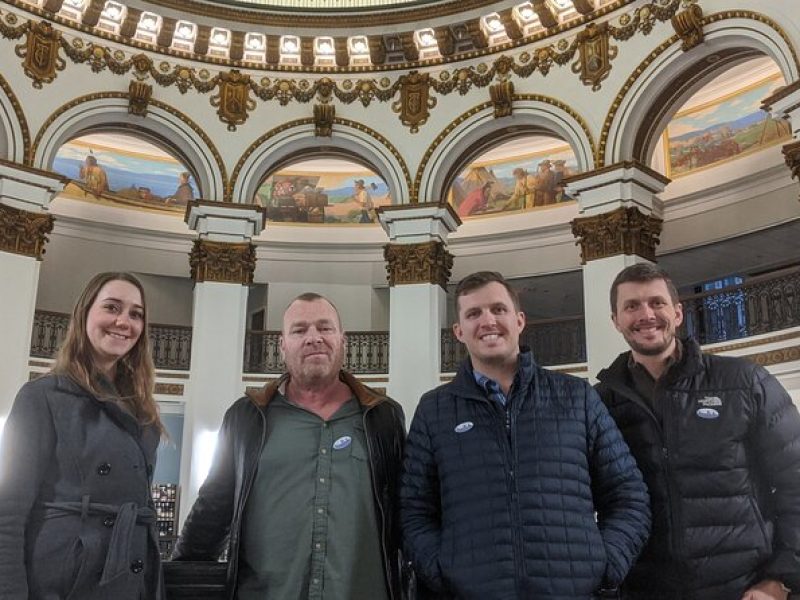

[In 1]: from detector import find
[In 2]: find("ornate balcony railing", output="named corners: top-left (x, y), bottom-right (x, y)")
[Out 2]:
top-left (244, 330), bottom-right (390, 374)
top-left (440, 315), bottom-right (587, 372)
top-left (31, 311), bottom-right (193, 370)
top-left (680, 265), bottom-right (800, 344)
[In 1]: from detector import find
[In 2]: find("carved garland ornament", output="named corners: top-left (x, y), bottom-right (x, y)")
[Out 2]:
top-left (383, 240), bottom-right (453, 289)
top-left (570, 206), bottom-right (662, 264)
top-left (0, 0), bottom-right (684, 114)
top-left (0, 203), bottom-right (54, 259)
top-left (189, 239), bottom-right (256, 284)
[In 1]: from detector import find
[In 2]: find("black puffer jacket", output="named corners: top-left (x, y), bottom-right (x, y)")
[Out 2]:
top-left (401, 351), bottom-right (650, 600)
top-left (172, 371), bottom-right (406, 600)
top-left (596, 338), bottom-right (800, 599)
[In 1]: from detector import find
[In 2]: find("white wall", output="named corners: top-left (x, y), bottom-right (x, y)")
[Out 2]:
top-left (266, 282), bottom-right (382, 331)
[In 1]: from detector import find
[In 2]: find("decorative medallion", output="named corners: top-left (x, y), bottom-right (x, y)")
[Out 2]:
top-left (392, 71), bottom-right (436, 133)
top-left (314, 103), bottom-right (335, 137)
top-left (570, 206), bottom-right (662, 263)
top-left (0, 203), bottom-right (54, 259)
top-left (383, 240), bottom-right (453, 289)
top-left (210, 69), bottom-right (255, 131)
top-left (571, 22), bottom-right (618, 91)
top-left (128, 80), bottom-right (152, 116)
top-left (189, 239), bottom-right (256, 284)
top-left (490, 80), bottom-right (514, 118)
top-left (671, 4), bottom-right (705, 52)
top-left (783, 139), bottom-right (800, 200)
top-left (15, 21), bottom-right (65, 88)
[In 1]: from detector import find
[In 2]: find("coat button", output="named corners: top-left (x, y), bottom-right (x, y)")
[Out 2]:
top-left (97, 463), bottom-right (112, 476)
top-left (130, 559), bottom-right (144, 574)
top-left (103, 516), bottom-right (115, 527)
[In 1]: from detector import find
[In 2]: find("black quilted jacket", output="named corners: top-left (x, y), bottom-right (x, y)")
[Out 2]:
top-left (596, 338), bottom-right (800, 599)
top-left (400, 351), bottom-right (650, 600)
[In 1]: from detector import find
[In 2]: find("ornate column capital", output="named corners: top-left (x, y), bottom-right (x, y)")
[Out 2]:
top-left (782, 140), bottom-right (800, 199)
top-left (0, 203), bottom-right (54, 259)
top-left (189, 239), bottom-right (256, 284)
top-left (383, 240), bottom-right (453, 289)
top-left (571, 206), bottom-right (662, 264)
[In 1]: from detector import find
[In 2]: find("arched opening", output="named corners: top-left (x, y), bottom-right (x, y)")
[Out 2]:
top-left (646, 56), bottom-right (790, 179)
top-left (446, 133), bottom-right (580, 219)
top-left (51, 131), bottom-right (201, 214)
top-left (254, 154), bottom-right (391, 224)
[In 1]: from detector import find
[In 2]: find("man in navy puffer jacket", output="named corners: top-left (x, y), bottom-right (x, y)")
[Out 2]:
top-left (400, 271), bottom-right (650, 599)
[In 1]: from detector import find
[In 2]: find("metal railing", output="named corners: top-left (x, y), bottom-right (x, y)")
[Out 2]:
top-left (243, 330), bottom-right (389, 374)
top-left (30, 311), bottom-right (193, 370)
top-left (29, 266), bottom-right (800, 375)
top-left (680, 265), bottom-right (800, 344)
top-left (440, 315), bottom-right (586, 372)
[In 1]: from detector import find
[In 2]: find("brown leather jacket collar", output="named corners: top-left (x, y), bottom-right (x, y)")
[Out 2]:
top-left (245, 370), bottom-right (385, 409)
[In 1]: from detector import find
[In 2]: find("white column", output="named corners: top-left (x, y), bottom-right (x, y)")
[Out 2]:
top-left (0, 163), bottom-right (64, 433)
top-left (567, 162), bottom-right (669, 381)
top-left (377, 203), bottom-right (460, 421)
top-left (179, 200), bottom-right (265, 523)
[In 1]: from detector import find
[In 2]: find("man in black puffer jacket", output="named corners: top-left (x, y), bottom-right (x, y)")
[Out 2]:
top-left (596, 263), bottom-right (800, 600)
top-left (401, 271), bottom-right (650, 600)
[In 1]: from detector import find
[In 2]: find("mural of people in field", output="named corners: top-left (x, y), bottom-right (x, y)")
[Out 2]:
top-left (665, 73), bottom-right (791, 178)
top-left (52, 133), bottom-right (197, 213)
top-left (255, 159), bottom-right (390, 224)
top-left (448, 139), bottom-right (579, 218)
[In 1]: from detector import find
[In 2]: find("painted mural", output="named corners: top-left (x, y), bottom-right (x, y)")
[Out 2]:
top-left (447, 143), bottom-right (579, 219)
top-left (665, 74), bottom-right (791, 178)
top-left (255, 164), bottom-right (390, 224)
top-left (53, 133), bottom-right (197, 213)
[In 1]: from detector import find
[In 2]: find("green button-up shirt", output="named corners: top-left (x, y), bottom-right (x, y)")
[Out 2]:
top-left (238, 393), bottom-right (389, 600)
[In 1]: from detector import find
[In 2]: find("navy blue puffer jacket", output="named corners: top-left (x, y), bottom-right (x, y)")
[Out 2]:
top-left (400, 351), bottom-right (650, 600)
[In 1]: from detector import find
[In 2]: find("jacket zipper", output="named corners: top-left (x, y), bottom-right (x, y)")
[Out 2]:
top-left (363, 404), bottom-right (395, 600)
top-left (605, 382), bottom-right (684, 568)
top-left (497, 397), bottom-right (524, 596)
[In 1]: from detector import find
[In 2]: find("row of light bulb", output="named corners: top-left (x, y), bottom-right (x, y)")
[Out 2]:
top-left (50, 0), bottom-right (590, 64)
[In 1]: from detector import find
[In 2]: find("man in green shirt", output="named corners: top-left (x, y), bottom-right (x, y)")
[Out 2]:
top-left (173, 293), bottom-right (406, 600)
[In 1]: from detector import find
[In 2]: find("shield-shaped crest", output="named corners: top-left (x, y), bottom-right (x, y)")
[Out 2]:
top-left (571, 23), bottom-right (618, 91)
top-left (392, 71), bottom-right (437, 133)
top-left (211, 70), bottom-right (256, 131)
top-left (16, 21), bottom-right (65, 88)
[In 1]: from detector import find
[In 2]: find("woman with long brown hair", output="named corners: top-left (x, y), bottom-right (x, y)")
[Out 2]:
top-left (0, 272), bottom-right (165, 599)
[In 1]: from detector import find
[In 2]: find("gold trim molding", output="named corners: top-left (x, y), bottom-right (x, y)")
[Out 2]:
top-left (0, 73), bottom-right (31, 163)
top-left (0, 203), bottom-right (54, 259)
top-left (189, 239), bottom-right (256, 284)
top-left (571, 205), bottom-right (662, 263)
top-left (383, 240), bottom-right (453, 289)
top-left (743, 345), bottom-right (800, 367)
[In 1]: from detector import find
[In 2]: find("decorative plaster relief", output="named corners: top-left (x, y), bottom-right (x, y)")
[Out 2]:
top-left (189, 239), bottom-right (256, 284)
top-left (383, 240), bottom-right (453, 288)
top-left (571, 205), bottom-right (662, 263)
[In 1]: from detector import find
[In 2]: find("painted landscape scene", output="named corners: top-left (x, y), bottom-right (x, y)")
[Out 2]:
top-left (667, 75), bottom-right (791, 177)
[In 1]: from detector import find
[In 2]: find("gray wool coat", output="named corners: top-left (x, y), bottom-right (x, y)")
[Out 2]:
top-left (0, 373), bottom-right (163, 600)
